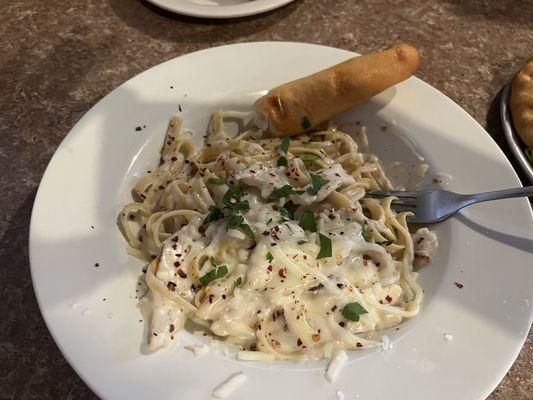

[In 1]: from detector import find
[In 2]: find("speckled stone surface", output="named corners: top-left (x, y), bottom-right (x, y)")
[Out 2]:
top-left (0, 0), bottom-right (531, 399)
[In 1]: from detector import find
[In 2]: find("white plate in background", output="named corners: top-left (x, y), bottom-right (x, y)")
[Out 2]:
top-left (146, 0), bottom-right (296, 18)
top-left (30, 42), bottom-right (533, 400)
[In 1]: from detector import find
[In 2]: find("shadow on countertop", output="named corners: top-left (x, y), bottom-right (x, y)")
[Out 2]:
top-left (444, 0), bottom-right (533, 26)
top-left (107, 0), bottom-right (303, 44)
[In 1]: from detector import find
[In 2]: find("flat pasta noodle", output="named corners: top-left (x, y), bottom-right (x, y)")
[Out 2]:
top-left (117, 111), bottom-right (438, 359)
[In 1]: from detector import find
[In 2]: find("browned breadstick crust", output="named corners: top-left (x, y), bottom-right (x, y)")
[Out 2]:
top-left (510, 58), bottom-right (533, 147)
top-left (256, 44), bottom-right (420, 137)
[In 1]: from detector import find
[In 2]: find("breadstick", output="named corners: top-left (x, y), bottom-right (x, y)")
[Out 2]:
top-left (255, 44), bottom-right (420, 137)
top-left (510, 58), bottom-right (533, 147)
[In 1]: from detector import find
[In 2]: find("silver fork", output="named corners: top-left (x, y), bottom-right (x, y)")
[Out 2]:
top-left (366, 186), bottom-right (533, 223)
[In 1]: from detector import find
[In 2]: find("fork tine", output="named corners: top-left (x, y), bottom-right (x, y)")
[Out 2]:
top-left (390, 203), bottom-right (417, 212)
top-left (366, 190), bottom-right (419, 198)
top-left (391, 198), bottom-right (418, 206)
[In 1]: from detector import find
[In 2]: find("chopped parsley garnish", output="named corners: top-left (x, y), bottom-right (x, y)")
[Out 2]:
top-left (341, 302), bottom-right (368, 322)
top-left (199, 264), bottom-right (228, 286)
top-left (306, 174), bottom-right (328, 195)
top-left (361, 223), bottom-right (372, 241)
top-left (301, 154), bottom-right (320, 164)
top-left (228, 214), bottom-right (255, 239)
top-left (277, 138), bottom-right (290, 167)
top-left (280, 137), bottom-right (290, 153)
top-left (302, 140), bottom-right (311, 145)
top-left (206, 177), bottom-right (225, 185)
top-left (222, 186), bottom-right (250, 212)
top-left (210, 256), bottom-right (217, 267)
top-left (302, 116), bottom-right (311, 130)
top-left (297, 240), bottom-right (308, 245)
top-left (268, 185), bottom-right (305, 200)
top-left (266, 252), bottom-right (274, 262)
top-left (234, 277), bottom-right (242, 288)
top-left (376, 240), bottom-right (393, 246)
top-left (279, 200), bottom-right (298, 221)
top-left (266, 218), bottom-right (273, 225)
top-left (317, 233), bottom-right (332, 259)
top-left (300, 211), bottom-right (317, 232)
top-left (203, 206), bottom-right (222, 225)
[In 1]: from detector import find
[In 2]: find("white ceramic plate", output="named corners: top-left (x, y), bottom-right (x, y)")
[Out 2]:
top-left (146, 0), bottom-right (295, 18)
top-left (30, 42), bottom-right (533, 400)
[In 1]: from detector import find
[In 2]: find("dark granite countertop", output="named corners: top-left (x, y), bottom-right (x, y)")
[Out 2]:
top-left (0, 0), bottom-right (531, 398)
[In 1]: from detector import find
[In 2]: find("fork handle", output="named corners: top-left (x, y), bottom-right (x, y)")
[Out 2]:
top-left (463, 186), bottom-right (533, 205)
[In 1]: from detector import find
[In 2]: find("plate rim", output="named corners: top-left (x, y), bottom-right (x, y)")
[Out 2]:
top-left (500, 82), bottom-right (533, 183)
top-left (29, 41), bottom-right (533, 400)
top-left (145, 0), bottom-right (296, 18)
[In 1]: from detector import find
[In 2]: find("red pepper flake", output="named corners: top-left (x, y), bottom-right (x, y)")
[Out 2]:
top-left (135, 126), bottom-right (142, 132)
top-left (177, 269), bottom-right (187, 279)
top-left (267, 265), bottom-right (272, 272)
top-left (312, 333), bottom-right (321, 342)
top-left (169, 324), bottom-right (175, 332)
top-left (278, 268), bottom-right (286, 278)
top-left (297, 338), bottom-right (303, 346)
top-left (250, 343), bottom-right (257, 351)
top-left (454, 282), bottom-right (464, 289)
top-left (208, 294), bottom-right (214, 304)
top-left (222, 294), bottom-right (226, 299)
top-left (385, 295), bottom-right (393, 303)
top-left (331, 305), bottom-right (337, 312)
top-left (339, 321), bottom-right (345, 327)
top-left (167, 282), bottom-right (177, 291)
top-left (94, 263), bottom-right (99, 267)
top-left (90, 225), bottom-right (95, 229)
top-left (262, 231), bottom-right (270, 236)
top-left (171, 156), bottom-right (178, 162)
top-left (174, 261), bottom-right (181, 268)
top-left (356, 342), bottom-right (363, 348)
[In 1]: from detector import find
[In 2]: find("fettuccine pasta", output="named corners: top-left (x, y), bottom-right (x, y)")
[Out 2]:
top-left (118, 110), bottom-right (437, 359)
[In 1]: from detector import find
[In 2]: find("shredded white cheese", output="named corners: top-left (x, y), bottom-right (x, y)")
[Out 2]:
top-left (443, 334), bottom-right (454, 342)
top-left (336, 390), bottom-right (345, 400)
top-left (212, 372), bottom-right (247, 399)
top-left (325, 350), bottom-right (348, 383)
top-left (185, 343), bottom-right (210, 356)
top-left (381, 335), bottom-right (393, 350)
top-left (237, 350), bottom-right (276, 361)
